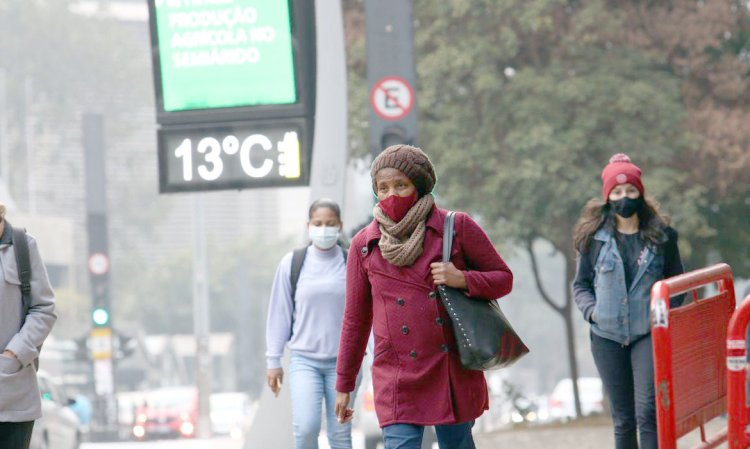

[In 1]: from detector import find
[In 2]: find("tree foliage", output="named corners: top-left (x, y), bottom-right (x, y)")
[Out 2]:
top-left (411, 0), bottom-right (749, 273)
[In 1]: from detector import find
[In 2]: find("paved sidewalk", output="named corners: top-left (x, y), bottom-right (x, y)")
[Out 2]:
top-left (475, 416), bottom-right (728, 449)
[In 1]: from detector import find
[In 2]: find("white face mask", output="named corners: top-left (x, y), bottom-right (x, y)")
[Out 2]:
top-left (308, 226), bottom-right (340, 250)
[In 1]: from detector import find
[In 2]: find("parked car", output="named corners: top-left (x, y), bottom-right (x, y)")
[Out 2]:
top-left (132, 387), bottom-right (198, 440)
top-left (548, 377), bottom-right (604, 420)
top-left (30, 370), bottom-right (82, 449)
top-left (210, 392), bottom-right (255, 439)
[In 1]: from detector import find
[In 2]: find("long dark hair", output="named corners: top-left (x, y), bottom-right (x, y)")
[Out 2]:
top-left (573, 195), bottom-right (670, 253)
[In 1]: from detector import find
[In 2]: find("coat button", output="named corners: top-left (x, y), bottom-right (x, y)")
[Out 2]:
top-left (435, 317), bottom-right (444, 326)
top-left (441, 344), bottom-right (450, 352)
top-left (409, 350), bottom-right (417, 358)
top-left (401, 325), bottom-right (409, 335)
top-left (360, 246), bottom-right (368, 256)
top-left (396, 298), bottom-right (405, 306)
top-left (428, 291), bottom-right (437, 299)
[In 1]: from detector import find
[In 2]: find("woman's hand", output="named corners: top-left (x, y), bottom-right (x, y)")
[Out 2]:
top-left (334, 391), bottom-right (354, 423)
top-left (267, 368), bottom-right (283, 397)
top-left (430, 262), bottom-right (467, 289)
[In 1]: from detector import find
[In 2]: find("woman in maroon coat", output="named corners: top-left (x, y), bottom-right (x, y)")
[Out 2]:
top-left (334, 145), bottom-right (513, 449)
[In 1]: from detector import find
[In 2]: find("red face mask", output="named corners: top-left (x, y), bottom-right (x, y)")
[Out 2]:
top-left (379, 191), bottom-right (418, 222)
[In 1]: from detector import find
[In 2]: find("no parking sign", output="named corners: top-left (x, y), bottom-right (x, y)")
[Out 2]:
top-left (88, 252), bottom-right (110, 275)
top-left (370, 77), bottom-right (415, 121)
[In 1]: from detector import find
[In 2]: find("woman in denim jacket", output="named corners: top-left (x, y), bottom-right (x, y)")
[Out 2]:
top-left (573, 154), bottom-right (684, 449)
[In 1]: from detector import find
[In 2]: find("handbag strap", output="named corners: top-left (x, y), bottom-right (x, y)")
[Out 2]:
top-left (443, 211), bottom-right (456, 263)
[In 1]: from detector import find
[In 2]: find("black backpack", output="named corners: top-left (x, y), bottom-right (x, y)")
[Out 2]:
top-left (8, 222), bottom-right (39, 370)
top-left (289, 245), bottom-right (347, 329)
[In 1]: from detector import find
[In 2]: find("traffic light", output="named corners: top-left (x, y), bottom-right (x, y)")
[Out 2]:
top-left (89, 259), bottom-right (111, 328)
top-left (92, 307), bottom-right (110, 327)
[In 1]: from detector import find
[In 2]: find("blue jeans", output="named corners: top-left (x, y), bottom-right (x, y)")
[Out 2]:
top-left (289, 353), bottom-right (356, 449)
top-left (591, 332), bottom-right (656, 449)
top-left (382, 421), bottom-right (475, 449)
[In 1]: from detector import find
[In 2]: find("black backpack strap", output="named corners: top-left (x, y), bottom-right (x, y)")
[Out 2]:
top-left (290, 247), bottom-right (308, 302)
top-left (290, 245), bottom-right (347, 298)
top-left (9, 222), bottom-right (40, 371)
top-left (10, 223), bottom-right (32, 319)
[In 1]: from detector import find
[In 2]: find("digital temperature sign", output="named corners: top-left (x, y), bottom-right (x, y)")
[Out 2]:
top-left (158, 121), bottom-right (309, 192)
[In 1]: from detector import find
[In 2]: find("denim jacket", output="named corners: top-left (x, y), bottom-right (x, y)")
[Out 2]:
top-left (583, 228), bottom-right (667, 345)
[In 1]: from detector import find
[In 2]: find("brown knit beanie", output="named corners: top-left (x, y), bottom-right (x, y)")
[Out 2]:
top-left (370, 145), bottom-right (436, 197)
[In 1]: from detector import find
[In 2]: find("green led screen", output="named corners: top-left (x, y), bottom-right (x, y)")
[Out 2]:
top-left (153, 0), bottom-right (297, 111)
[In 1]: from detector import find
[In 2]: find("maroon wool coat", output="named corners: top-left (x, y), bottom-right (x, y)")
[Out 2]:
top-left (336, 206), bottom-right (513, 427)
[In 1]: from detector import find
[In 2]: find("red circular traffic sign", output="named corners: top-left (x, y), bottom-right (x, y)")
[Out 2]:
top-left (370, 76), bottom-right (414, 121)
top-left (88, 253), bottom-right (110, 275)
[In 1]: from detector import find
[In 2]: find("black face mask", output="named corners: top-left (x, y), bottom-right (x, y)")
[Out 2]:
top-left (610, 197), bottom-right (642, 218)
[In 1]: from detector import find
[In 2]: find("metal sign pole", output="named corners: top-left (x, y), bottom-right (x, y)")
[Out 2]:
top-left (366, 0), bottom-right (418, 157)
top-left (192, 194), bottom-right (212, 439)
top-left (83, 112), bottom-right (117, 440)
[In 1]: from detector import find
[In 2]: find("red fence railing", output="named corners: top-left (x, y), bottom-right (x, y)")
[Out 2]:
top-left (651, 263), bottom-right (735, 449)
top-left (727, 294), bottom-right (750, 449)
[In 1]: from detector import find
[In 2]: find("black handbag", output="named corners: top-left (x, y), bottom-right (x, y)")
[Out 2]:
top-left (437, 211), bottom-right (529, 370)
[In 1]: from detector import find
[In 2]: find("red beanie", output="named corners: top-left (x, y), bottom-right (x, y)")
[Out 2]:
top-left (601, 153), bottom-right (644, 200)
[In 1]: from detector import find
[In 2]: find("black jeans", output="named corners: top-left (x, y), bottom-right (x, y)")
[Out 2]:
top-left (591, 332), bottom-right (656, 449)
top-left (0, 421), bottom-right (35, 449)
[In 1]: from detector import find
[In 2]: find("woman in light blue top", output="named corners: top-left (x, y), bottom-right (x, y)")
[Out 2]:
top-left (265, 198), bottom-right (354, 449)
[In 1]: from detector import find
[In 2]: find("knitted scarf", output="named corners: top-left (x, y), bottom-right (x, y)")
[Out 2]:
top-left (374, 194), bottom-right (435, 267)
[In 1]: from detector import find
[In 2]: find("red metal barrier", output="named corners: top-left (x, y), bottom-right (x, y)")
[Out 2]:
top-left (651, 263), bottom-right (735, 449)
top-left (727, 294), bottom-right (750, 449)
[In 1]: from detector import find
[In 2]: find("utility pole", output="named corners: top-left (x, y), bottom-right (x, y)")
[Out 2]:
top-left (192, 194), bottom-right (212, 438)
top-left (83, 112), bottom-right (117, 440)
